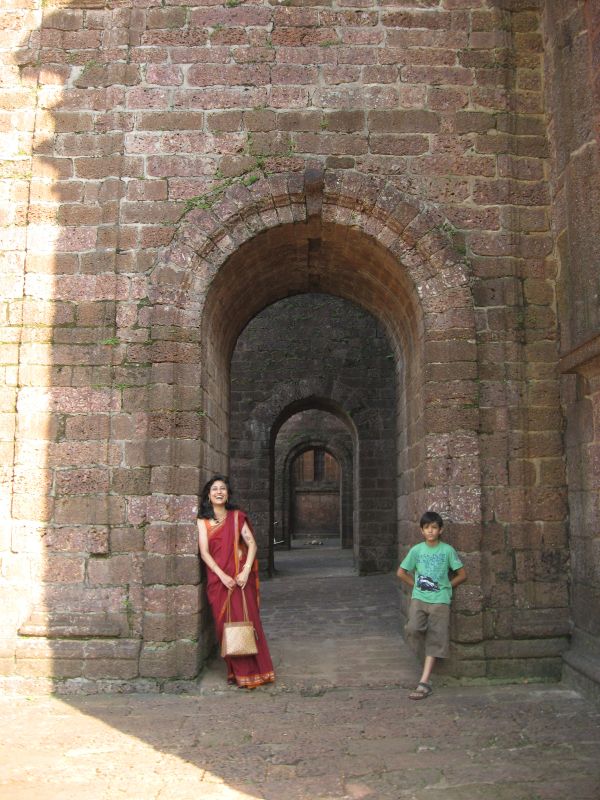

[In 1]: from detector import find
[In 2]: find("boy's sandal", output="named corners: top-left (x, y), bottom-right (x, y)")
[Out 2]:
top-left (408, 682), bottom-right (432, 700)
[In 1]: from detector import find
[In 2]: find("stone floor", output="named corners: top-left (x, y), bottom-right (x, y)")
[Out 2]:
top-left (2, 545), bottom-right (600, 800)
top-left (200, 543), bottom-right (418, 691)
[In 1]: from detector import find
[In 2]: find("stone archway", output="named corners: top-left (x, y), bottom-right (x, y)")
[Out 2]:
top-left (145, 168), bottom-right (482, 676)
top-left (275, 410), bottom-right (354, 553)
top-left (227, 291), bottom-right (393, 573)
top-left (266, 396), bottom-right (364, 571)
top-left (281, 438), bottom-right (352, 551)
top-left (286, 445), bottom-right (342, 545)
top-left (232, 378), bottom-right (392, 575)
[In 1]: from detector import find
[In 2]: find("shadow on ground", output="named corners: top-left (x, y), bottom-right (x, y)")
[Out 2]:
top-left (2, 547), bottom-right (600, 800)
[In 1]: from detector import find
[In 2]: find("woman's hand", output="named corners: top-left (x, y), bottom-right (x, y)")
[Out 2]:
top-left (235, 565), bottom-right (251, 589)
top-left (220, 572), bottom-right (236, 590)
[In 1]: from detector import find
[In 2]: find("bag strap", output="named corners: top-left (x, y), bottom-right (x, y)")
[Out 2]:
top-left (240, 586), bottom-right (250, 622)
top-left (225, 585), bottom-right (250, 623)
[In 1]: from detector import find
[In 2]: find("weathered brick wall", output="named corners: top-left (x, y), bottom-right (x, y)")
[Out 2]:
top-left (543, 1), bottom-right (600, 694)
top-left (0, 0), bottom-right (580, 687)
top-left (293, 491), bottom-right (339, 538)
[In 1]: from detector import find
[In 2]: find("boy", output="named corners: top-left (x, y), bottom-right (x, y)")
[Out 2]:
top-left (397, 511), bottom-right (466, 700)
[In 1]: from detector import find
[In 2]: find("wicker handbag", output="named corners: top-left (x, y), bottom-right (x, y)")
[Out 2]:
top-left (221, 587), bottom-right (258, 658)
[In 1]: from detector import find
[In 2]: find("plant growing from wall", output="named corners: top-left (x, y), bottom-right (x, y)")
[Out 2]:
top-left (182, 130), bottom-right (293, 216)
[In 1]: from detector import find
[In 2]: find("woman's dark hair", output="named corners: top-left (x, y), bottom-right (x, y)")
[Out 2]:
top-left (419, 510), bottom-right (444, 530)
top-left (197, 474), bottom-right (237, 519)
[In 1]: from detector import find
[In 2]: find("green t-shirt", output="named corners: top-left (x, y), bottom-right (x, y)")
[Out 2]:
top-left (400, 541), bottom-right (463, 605)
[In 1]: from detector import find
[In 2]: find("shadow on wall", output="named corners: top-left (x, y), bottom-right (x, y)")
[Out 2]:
top-left (9, 1), bottom-right (178, 689)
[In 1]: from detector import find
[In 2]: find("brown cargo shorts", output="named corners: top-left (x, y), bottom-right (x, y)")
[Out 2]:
top-left (405, 598), bottom-right (450, 659)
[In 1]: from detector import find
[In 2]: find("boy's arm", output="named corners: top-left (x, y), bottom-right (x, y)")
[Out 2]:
top-left (396, 566), bottom-right (415, 588)
top-left (450, 566), bottom-right (466, 588)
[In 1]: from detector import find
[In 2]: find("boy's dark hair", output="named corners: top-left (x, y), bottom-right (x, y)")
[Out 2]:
top-left (420, 510), bottom-right (444, 529)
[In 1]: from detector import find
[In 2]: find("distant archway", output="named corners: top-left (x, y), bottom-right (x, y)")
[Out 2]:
top-left (283, 439), bottom-right (351, 549)
top-left (274, 407), bottom-right (355, 563)
top-left (289, 446), bottom-right (341, 542)
top-left (229, 292), bottom-right (396, 574)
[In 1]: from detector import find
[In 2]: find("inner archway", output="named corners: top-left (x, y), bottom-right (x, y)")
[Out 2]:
top-left (290, 446), bottom-right (341, 542)
top-left (275, 409), bottom-right (355, 576)
top-left (276, 408), bottom-right (353, 553)
top-left (229, 293), bottom-right (396, 575)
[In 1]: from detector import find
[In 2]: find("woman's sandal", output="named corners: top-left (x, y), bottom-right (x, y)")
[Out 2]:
top-left (408, 682), bottom-right (432, 700)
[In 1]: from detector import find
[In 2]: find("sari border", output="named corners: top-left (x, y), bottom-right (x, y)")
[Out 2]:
top-left (206, 511), bottom-right (227, 539)
top-left (234, 510), bottom-right (240, 574)
top-left (227, 668), bottom-right (275, 689)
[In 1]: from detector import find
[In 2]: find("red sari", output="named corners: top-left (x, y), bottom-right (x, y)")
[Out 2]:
top-left (203, 510), bottom-right (275, 688)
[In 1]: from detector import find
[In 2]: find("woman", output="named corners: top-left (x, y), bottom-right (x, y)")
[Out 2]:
top-left (197, 475), bottom-right (275, 689)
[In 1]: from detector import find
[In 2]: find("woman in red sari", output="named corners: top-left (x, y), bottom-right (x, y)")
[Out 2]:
top-left (197, 475), bottom-right (275, 689)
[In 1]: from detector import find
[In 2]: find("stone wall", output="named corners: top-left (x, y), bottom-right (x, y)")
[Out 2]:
top-left (293, 490), bottom-right (340, 539)
top-left (542, 1), bottom-right (600, 696)
top-left (0, 0), bottom-right (586, 688)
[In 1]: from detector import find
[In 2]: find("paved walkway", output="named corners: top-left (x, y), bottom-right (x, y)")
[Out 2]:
top-left (1, 546), bottom-right (600, 800)
top-left (200, 544), bottom-right (418, 691)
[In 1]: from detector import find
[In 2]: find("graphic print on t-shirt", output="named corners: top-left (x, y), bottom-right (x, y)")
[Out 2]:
top-left (400, 540), bottom-right (463, 605)
top-left (416, 549), bottom-right (451, 590)
top-left (416, 574), bottom-right (440, 592)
